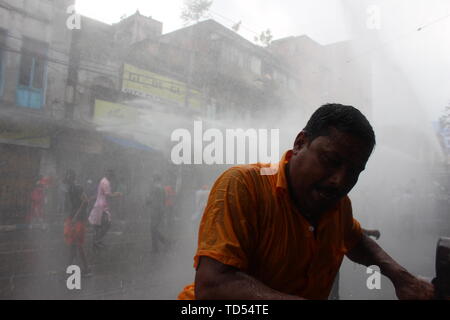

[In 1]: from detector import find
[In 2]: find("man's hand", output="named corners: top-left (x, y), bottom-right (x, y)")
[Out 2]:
top-left (372, 230), bottom-right (380, 240)
top-left (362, 228), bottom-right (380, 240)
top-left (347, 234), bottom-right (435, 300)
top-left (394, 272), bottom-right (435, 300)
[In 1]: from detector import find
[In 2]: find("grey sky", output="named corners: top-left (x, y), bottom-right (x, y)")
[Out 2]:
top-left (75, 0), bottom-right (351, 44)
top-left (76, 0), bottom-right (450, 119)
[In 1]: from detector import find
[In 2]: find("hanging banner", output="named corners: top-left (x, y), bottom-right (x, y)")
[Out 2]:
top-left (94, 99), bottom-right (140, 123)
top-left (0, 124), bottom-right (50, 149)
top-left (121, 63), bottom-right (202, 110)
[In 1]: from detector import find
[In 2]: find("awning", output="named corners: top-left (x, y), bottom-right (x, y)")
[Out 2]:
top-left (0, 120), bottom-right (51, 149)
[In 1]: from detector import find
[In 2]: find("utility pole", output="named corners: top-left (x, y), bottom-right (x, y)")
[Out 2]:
top-left (65, 28), bottom-right (81, 119)
top-left (184, 25), bottom-right (195, 110)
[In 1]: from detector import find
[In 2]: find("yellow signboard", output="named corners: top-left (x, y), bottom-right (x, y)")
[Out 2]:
top-left (0, 126), bottom-right (50, 149)
top-left (93, 99), bottom-right (159, 152)
top-left (94, 99), bottom-right (140, 123)
top-left (122, 63), bottom-right (202, 110)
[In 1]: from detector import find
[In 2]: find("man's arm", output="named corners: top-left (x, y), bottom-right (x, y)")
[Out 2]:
top-left (346, 234), bottom-right (435, 300)
top-left (195, 256), bottom-right (304, 300)
top-left (362, 228), bottom-right (380, 240)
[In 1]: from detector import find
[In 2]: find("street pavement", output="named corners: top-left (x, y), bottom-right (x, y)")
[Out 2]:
top-left (0, 216), bottom-right (197, 300)
top-left (1, 213), bottom-right (442, 300)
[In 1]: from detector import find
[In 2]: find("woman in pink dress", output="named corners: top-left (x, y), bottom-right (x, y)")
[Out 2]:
top-left (88, 170), bottom-right (122, 250)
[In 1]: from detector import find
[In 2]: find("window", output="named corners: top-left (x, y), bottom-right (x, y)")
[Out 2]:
top-left (250, 56), bottom-right (261, 75)
top-left (223, 44), bottom-right (244, 67)
top-left (0, 29), bottom-right (6, 97)
top-left (16, 37), bottom-right (48, 109)
top-left (273, 70), bottom-right (287, 88)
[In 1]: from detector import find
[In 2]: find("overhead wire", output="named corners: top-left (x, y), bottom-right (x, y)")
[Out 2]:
top-left (345, 11), bottom-right (450, 64)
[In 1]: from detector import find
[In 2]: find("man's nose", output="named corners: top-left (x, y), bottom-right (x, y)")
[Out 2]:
top-left (328, 166), bottom-right (347, 187)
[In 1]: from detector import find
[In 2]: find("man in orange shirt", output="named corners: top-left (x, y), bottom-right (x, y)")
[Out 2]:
top-left (179, 104), bottom-right (435, 300)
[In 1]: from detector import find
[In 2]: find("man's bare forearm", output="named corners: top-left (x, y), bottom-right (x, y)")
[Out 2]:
top-left (197, 270), bottom-right (303, 300)
top-left (195, 257), bottom-right (304, 300)
top-left (346, 234), bottom-right (411, 285)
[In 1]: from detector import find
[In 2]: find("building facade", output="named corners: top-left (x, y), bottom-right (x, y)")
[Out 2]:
top-left (0, 5), bottom-right (303, 224)
top-left (269, 35), bottom-right (373, 118)
top-left (0, 0), bottom-right (75, 223)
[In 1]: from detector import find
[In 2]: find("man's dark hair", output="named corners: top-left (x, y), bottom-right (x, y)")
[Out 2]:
top-left (303, 103), bottom-right (376, 152)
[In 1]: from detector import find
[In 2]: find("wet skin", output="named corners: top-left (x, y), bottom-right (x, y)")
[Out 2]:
top-left (286, 127), bottom-right (373, 223)
top-left (195, 126), bottom-right (436, 300)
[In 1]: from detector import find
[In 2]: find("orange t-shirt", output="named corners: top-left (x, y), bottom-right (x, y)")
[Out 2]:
top-left (178, 151), bottom-right (363, 300)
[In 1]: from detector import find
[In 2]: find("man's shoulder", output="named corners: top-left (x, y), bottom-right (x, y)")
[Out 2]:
top-left (338, 195), bottom-right (353, 216)
top-left (223, 163), bottom-right (269, 180)
top-left (218, 163), bottom-right (275, 193)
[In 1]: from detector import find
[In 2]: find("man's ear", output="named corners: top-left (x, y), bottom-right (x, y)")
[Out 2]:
top-left (293, 131), bottom-right (308, 152)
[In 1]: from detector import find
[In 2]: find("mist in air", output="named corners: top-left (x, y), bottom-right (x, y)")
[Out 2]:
top-left (0, 0), bottom-right (449, 300)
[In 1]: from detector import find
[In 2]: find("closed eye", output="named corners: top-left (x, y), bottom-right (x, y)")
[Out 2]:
top-left (320, 154), bottom-right (341, 168)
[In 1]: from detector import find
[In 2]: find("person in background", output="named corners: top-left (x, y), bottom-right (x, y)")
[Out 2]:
top-left (191, 185), bottom-right (210, 222)
top-left (40, 176), bottom-right (53, 228)
top-left (26, 178), bottom-right (45, 228)
top-left (146, 175), bottom-right (169, 254)
top-left (88, 169), bottom-right (122, 251)
top-left (164, 184), bottom-right (177, 223)
top-left (57, 174), bottom-right (69, 216)
top-left (64, 170), bottom-right (92, 277)
top-left (85, 179), bottom-right (97, 212)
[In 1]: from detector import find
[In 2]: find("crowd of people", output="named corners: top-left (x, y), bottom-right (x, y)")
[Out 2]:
top-left (22, 166), bottom-right (211, 278)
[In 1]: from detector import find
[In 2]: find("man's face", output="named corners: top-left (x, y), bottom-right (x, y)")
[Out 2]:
top-left (287, 127), bottom-right (372, 217)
